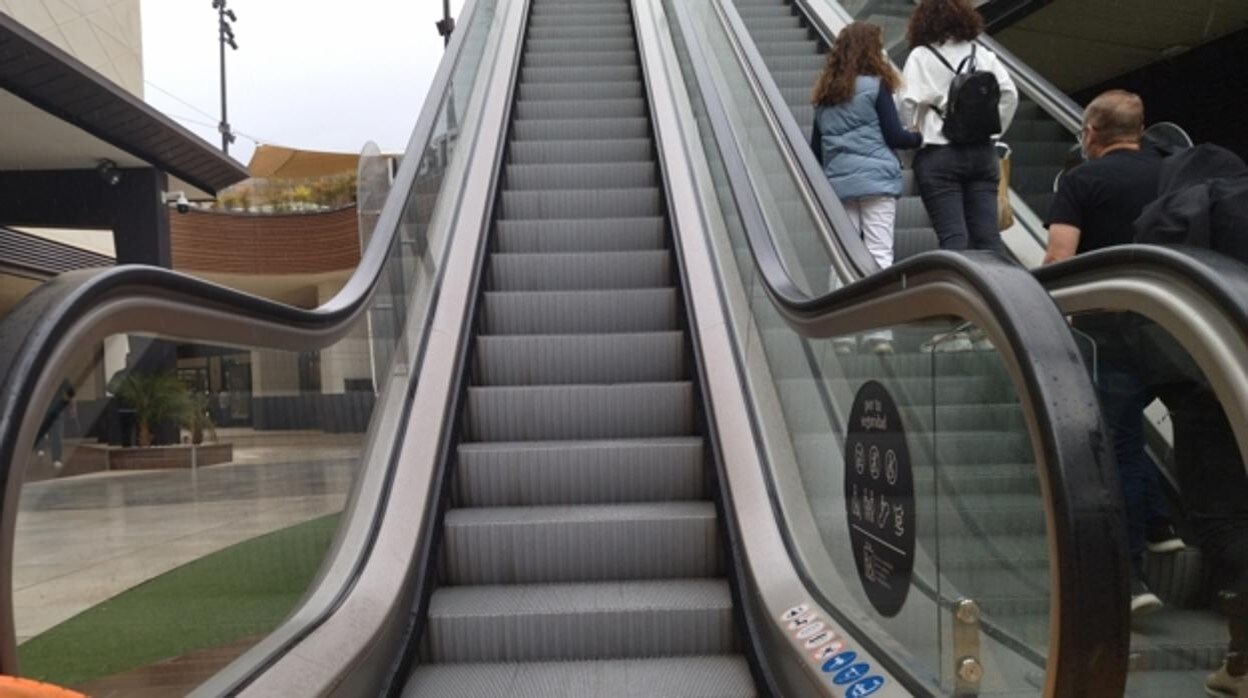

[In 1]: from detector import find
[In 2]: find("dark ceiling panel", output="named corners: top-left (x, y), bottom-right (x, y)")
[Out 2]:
top-left (0, 13), bottom-right (248, 194)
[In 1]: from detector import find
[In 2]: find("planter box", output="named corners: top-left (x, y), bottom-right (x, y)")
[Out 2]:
top-left (106, 443), bottom-right (234, 471)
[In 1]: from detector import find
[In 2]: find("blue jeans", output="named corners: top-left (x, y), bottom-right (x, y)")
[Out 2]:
top-left (913, 144), bottom-right (1003, 254)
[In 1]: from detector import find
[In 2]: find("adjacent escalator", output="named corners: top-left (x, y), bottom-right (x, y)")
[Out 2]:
top-left (721, 0), bottom-right (1241, 693)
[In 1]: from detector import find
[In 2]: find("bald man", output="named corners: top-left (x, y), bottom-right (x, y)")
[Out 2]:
top-left (1044, 89), bottom-right (1180, 617)
top-left (1044, 89), bottom-right (1163, 263)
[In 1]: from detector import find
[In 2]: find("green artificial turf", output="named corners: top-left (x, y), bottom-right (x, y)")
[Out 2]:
top-left (18, 513), bottom-right (340, 687)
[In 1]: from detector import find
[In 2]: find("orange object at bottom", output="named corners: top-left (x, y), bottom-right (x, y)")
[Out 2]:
top-left (0, 677), bottom-right (87, 698)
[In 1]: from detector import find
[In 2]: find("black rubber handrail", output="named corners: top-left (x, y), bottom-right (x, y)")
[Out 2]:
top-left (667, 2), bottom-right (1128, 695)
top-left (0, 0), bottom-right (488, 675)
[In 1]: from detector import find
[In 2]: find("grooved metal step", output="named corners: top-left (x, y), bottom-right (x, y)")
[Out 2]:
top-left (506, 162), bottom-right (656, 190)
top-left (403, 656), bottom-right (756, 698)
top-left (509, 138), bottom-right (652, 164)
top-left (475, 332), bottom-right (685, 384)
top-left (521, 66), bottom-right (640, 84)
top-left (423, 579), bottom-right (737, 663)
top-left (441, 501), bottom-right (722, 584)
top-left (524, 51), bottom-right (639, 68)
top-left (501, 189), bottom-right (662, 220)
top-left (525, 37), bottom-right (636, 54)
top-left (494, 218), bottom-right (666, 253)
top-left (466, 382), bottom-right (695, 441)
top-left (454, 437), bottom-right (705, 507)
top-left (512, 117), bottom-right (651, 141)
top-left (489, 251), bottom-right (670, 291)
top-left (515, 97), bottom-right (647, 120)
top-left (528, 24), bottom-right (634, 40)
top-left (481, 289), bottom-right (679, 334)
top-left (518, 82), bottom-right (644, 101)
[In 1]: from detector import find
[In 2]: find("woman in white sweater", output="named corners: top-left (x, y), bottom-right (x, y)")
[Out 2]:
top-left (898, 0), bottom-right (1018, 253)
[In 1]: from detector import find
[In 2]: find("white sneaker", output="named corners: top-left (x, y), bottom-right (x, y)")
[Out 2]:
top-left (968, 328), bottom-right (994, 351)
top-left (52, 460), bottom-right (63, 472)
top-left (921, 331), bottom-right (973, 353)
top-left (832, 337), bottom-right (856, 355)
top-left (863, 338), bottom-right (895, 355)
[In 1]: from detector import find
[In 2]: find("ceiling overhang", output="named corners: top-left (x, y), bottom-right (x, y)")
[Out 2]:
top-left (0, 12), bottom-right (248, 195)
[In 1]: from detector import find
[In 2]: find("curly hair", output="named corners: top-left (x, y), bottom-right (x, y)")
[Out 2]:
top-left (906, 0), bottom-right (984, 48)
top-left (811, 22), bottom-right (901, 106)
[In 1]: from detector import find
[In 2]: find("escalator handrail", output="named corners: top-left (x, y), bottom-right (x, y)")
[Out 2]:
top-left (667, 1), bottom-right (1128, 695)
top-left (976, 34), bottom-right (1082, 135)
top-left (0, 0), bottom-right (489, 675)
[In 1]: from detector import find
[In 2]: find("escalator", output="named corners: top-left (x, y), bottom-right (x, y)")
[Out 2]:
top-left (404, 1), bottom-right (754, 690)
top-left (5, 0), bottom-right (1247, 696)
top-left (709, 0), bottom-right (1248, 693)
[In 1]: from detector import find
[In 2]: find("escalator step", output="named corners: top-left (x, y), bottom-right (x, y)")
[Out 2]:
top-left (509, 138), bottom-right (652, 164)
top-left (501, 188), bottom-right (663, 220)
top-left (489, 251), bottom-right (671, 292)
top-left (454, 437), bottom-right (704, 507)
top-left (402, 656), bottom-right (756, 698)
top-left (524, 37), bottom-right (636, 54)
top-left (512, 117), bottom-right (650, 142)
top-left (441, 501), bottom-right (722, 584)
top-left (424, 579), bottom-right (737, 663)
top-left (528, 24), bottom-right (634, 40)
top-left (748, 27), bottom-right (813, 44)
top-left (528, 13), bottom-right (631, 27)
top-left (474, 332), bottom-right (685, 384)
top-left (495, 217), bottom-right (666, 253)
top-left (518, 82), bottom-right (644, 101)
top-left (521, 66), bottom-right (641, 84)
top-left (524, 51), bottom-right (639, 68)
top-left (754, 40), bottom-right (821, 56)
top-left (515, 97), bottom-right (647, 120)
top-left (742, 15), bottom-right (803, 29)
top-left (756, 53), bottom-right (825, 73)
top-left (481, 289), bottom-right (679, 334)
top-left (506, 162), bottom-right (656, 191)
top-left (466, 382), bottom-right (695, 441)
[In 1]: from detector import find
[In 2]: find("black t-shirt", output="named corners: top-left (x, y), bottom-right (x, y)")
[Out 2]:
top-left (1048, 147), bottom-right (1164, 253)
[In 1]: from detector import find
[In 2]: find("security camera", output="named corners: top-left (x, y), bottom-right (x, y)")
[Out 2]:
top-left (162, 190), bottom-right (190, 214)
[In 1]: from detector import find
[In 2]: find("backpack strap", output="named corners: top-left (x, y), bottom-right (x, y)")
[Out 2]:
top-left (953, 43), bottom-right (978, 75)
top-left (923, 44), bottom-right (956, 73)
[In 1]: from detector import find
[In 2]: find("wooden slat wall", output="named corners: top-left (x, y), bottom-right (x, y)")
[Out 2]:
top-left (170, 206), bottom-right (362, 275)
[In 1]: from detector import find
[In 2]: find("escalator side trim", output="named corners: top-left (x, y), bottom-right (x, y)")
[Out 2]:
top-left (632, 2), bottom-right (782, 695)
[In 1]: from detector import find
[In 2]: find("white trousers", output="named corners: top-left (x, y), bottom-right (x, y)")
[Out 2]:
top-left (843, 195), bottom-right (896, 269)
top-left (844, 196), bottom-right (896, 342)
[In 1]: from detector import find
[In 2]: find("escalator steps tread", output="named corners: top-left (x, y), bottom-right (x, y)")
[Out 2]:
top-left (403, 656), bottom-right (756, 698)
top-left (425, 579), bottom-right (737, 663)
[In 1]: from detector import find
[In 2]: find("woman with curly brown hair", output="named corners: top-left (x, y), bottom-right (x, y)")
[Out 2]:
top-left (898, 0), bottom-right (1017, 253)
top-left (810, 21), bottom-right (922, 354)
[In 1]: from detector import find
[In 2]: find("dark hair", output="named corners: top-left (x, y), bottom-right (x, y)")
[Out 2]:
top-left (906, 0), bottom-right (984, 48)
top-left (811, 22), bottom-right (901, 106)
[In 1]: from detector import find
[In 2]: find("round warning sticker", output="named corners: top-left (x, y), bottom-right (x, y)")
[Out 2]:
top-left (844, 381), bottom-right (915, 618)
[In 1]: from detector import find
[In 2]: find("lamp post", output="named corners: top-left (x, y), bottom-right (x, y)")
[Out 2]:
top-left (436, 0), bottom-right (455, 47)
top-left (213, 0), bottom-right (238, 155)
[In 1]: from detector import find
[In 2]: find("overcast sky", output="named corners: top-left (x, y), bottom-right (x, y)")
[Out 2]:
top-left (141, 0), bottom-right (467, 168)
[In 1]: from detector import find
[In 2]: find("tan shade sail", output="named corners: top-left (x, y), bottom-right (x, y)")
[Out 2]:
top-left (247, 144), bottom-right (396, 179)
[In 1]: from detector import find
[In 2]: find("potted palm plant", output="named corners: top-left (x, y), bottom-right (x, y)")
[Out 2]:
top-left (185, 391), bottom-right (218, 445)
top-left (113, 372), bottom-right (192, 447)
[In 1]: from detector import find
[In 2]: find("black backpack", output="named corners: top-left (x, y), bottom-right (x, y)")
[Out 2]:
top-left (924, 44), bottom-right (1001, 144)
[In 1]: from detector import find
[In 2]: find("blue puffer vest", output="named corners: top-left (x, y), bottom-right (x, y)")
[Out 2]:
top-left (815, 75), bottom-right (903, 200)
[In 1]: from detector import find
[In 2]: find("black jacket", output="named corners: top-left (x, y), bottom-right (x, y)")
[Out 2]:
top-left (1134, 143), bottom-right (1248, 264)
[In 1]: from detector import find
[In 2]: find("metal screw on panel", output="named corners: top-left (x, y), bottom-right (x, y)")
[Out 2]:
top-left (957, 657), bottom-right (984, 683)
top-left (955, 599), bottom-right (980, 625)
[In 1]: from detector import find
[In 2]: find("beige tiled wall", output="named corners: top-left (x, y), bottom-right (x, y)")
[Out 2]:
top-left (0, 0), bottom-right (143, 97)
